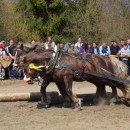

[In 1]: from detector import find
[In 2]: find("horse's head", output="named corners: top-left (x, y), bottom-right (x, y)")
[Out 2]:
top-left (14, 43), bottom-right (53, 69)
top-left (20, 49), bottom-right (54, 82)
top-left (13, 43), bottom-right (44, 67)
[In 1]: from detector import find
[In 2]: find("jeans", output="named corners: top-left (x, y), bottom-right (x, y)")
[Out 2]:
top-left (18, 69), bottom-right (24, 80)
top-left (9, 64), bottom-right (15, 79)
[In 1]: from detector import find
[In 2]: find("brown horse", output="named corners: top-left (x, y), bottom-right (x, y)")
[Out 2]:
top-left (14, 44), bottom-right (130, 110)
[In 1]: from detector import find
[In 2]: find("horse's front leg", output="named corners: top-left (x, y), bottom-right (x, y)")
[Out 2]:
top-left (55, 81), bottom-right (71, 108)
top-left (37, 78), bottom-right (50, 108)
top-left (64, 75), bottom-right (82, 111)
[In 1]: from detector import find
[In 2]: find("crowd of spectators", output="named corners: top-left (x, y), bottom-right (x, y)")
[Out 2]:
top-left (62, 38), bottom-right (130, 66)
top-left (0, 37), bottom-right (130, 80)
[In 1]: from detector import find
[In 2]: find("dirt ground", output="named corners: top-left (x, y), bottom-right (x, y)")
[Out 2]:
top-left (0, 80), bottom-right (130, 130)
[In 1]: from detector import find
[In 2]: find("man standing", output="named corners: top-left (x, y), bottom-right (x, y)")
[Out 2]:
top-left (99, 42), bottom-right (111, 56)
top-left (44, 36), bottom-right (57, 52)
top-left (110, 41), bottom-right (120, 55)
top-left (75, 37), bottom-right (83, 52)
top-left (6, 40), bottom-right (16, 79)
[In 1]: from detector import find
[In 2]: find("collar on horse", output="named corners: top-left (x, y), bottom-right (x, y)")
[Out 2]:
top-left (29, 45), bottom-right (62, 75)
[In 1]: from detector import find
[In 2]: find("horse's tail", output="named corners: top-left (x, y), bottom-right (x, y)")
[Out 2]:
top-left (110, 57), bottom-right (128, 79)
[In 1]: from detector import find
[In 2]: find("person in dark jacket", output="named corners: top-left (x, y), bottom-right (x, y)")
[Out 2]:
top-left (6, 40), bottom-right (16, 79)
top-left (89, 42), bottom-right (99, 54)
top-left (110, 41), bottom-right (120, 55)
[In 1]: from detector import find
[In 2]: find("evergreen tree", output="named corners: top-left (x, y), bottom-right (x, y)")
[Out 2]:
top-left (16, 0), bottom-right (70, 42)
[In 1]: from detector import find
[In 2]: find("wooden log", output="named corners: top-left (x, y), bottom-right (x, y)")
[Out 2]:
top-left (0, 92), bottom-right (99, 104)
top-left (0, 92), bottom-right (95, 102)
top-left (0, 92), bottom-right (63, 104)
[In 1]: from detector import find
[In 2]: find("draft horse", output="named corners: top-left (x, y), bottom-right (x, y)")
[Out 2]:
top-left (14, 44), bottom-right (130, 110)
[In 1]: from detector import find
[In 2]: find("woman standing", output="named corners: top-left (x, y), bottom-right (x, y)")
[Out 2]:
top-left (89, 42), bottom-right (99, 54)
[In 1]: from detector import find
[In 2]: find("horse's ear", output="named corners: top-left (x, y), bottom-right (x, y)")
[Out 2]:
top-left (17, 43), bottom-right (23, 50)
top-left (21, 43), bottom-right (24, 50)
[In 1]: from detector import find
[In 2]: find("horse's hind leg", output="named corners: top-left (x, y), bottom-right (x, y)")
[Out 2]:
top-left (111, 87), bottom-right (118, 98)
top-left (63, 75), bottom-right (81, 111)
top-left (96, 84), bottom-right (106, 98)
top-left (55, 82), bottom-right (71, 108)
top-left (94, 84), bottom-right (108, 104)
top-left (109, 86), bottom-right (119, 104)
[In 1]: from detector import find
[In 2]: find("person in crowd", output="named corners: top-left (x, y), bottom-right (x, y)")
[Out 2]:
top-left (120, 39), bottom-right (126, 48)
top-left (44, 36), bottom-right (57, 52)
top-left (126, 39), bottom-right (130, 69)
top-left (59, 43), bottom-right (64, 51)
top-left (31, 39), bottom-right (36, 45)
top-left (1, 40), bottom-right (6, 47)
top-left (6, 40), bottom-right (16, 79)
top-left (75, 37), bottom-right (83, 52)
top-left (119, 44), bottom-right (130, 65)
top-left (127, 39), bottom-right (130, 49)
top-left (63, 41), bottom-right (71, 52)
top-left (1, 40), bottom-right (9, 79)
top-left (80, 43), bottom-right (89, 54)
top-left (110, 40), bottom-right (115, 45)
top-left (15, 40), bottom-right (24, 80)
top-left (0, 42), bottom-right (6, 56)
top-left (89, 42), bottom-right (99, 54)
top-left (0, 42), bottom-right (7, 79)
top-left (68, 44), bottom-right (78, 54)
top-left (99, 42), bottom-right (110, 56)
top-left (110, 41), bottom-right (120, 55)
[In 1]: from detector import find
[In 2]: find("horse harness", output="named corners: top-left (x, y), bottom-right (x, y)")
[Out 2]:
top-left (46, 49), bottom-right (88, 77)
top-left (29, 49), bottom-right (128, 85)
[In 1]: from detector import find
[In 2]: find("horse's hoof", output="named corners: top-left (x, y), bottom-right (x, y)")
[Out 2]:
top-left (73, 107), bottom-right (82, 111)
top-left (72, 99), bottom-right (82, 111)
top-left (37, 103), bottom-right (50, 109)
top-left (110, 98), bottom-right (118, 104)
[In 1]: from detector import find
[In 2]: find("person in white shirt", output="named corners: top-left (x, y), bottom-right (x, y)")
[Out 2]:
top-left (44, 36), bottom-right (57, 52)
top-left (74, 37), bottom-right (83, 52)
top-left (119, 44), bottom-right (130, 65)
top-left (99, 42), bottom-right (111, 56)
